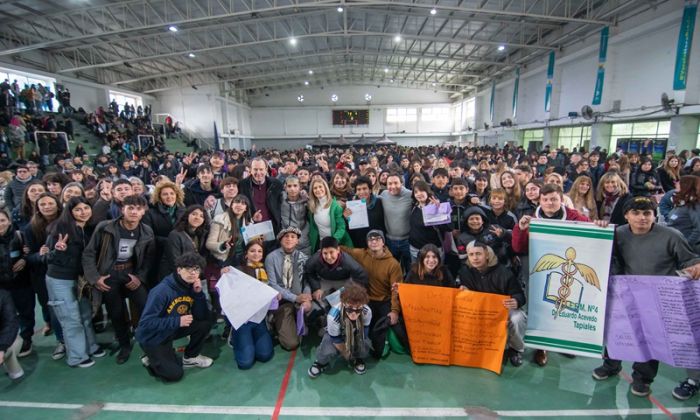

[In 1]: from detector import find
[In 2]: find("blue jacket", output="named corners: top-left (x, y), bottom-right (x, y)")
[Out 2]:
top-left (135, 274), bottom-right (209, 347)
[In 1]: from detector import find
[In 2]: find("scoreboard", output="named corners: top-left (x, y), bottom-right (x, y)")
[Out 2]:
top-left (332, 109), bottom-right (369, 126)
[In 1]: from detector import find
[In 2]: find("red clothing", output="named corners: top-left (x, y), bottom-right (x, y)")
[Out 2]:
top-left (251, 180), bottom-right (271, 222)
top-left (511, 207), bottom-right (589, 254)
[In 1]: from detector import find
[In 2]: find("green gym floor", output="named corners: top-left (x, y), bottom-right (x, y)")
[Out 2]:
top-left (1, 321), bottom-right (698, 420)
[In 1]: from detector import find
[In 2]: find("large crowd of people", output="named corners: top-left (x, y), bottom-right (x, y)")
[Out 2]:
top-left (0, 99), bottom-right (699, 415)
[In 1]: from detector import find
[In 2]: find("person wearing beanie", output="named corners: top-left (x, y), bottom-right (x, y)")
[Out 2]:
top-left (592, 196), bottom-right (700, 397)
top-left (341, 229), bottom-right (403, 358)
top-left (458, 241), bottom-right (526, 367)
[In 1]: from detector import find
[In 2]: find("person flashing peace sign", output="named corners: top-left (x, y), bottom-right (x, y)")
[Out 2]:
top-left (45, 197), bottom-right (105, 368)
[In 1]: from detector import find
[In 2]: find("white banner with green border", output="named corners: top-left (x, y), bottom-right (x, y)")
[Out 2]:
top-left (524, 219), bottom-right (614, 357)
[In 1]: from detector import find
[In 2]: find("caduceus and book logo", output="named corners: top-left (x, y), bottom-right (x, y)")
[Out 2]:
top-left (532, 247), bottom-right (601, 319)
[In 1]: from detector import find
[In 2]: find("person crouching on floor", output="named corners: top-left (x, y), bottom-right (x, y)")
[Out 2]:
top-left (136, 252), bottom-right (214, 382)
top-left (308, 282), bottom-right (372, 378)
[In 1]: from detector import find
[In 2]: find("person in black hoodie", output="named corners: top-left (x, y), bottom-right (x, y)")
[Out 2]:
top-left (459, 241), bottom-right (526, 367)
top-left (136, 252), bottom-right (213, 382)
top-left (304, 237), bottom-right (369, 306)
top-left (45, 197), bottom-right (105, 368)
top-left (143, 181), bottom-right (185, 287)
top-left (160, 205), bottom-right (209, 281)
top-left (0, 208), bottom-right (30, 357)
top-left (630, 158), bottom-right (661, 197)
top-left (456, 206), bottom-right (508, 265)
top-left (344, 176), bottom-right (385, 249)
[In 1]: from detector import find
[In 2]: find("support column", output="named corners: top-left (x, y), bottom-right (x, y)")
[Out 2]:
top-left (668, 115), bottom-right (699, 152)
top-left (543, 127), bottom-right (559, 149)
top-left (590, 122), bottom-right (612, 153)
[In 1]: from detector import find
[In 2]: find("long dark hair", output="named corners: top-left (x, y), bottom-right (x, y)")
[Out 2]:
top-left (174, 204), bottom-right (210, 238)
top-left (30, 192), bottom-right (61, 245)
top-left (20, 179), bottom-right (46, 219)
top-left (48, 196), bottom-right (92, 243)
top-left (410, 244), bottom-right (444, 282)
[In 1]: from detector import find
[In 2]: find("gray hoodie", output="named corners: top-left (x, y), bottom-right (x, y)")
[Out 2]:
top-left (279, 191), bottom-right (310, 255)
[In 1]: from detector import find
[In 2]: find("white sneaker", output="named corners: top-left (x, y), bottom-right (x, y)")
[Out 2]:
top-left (8, 369), bottom-right (24, 380)
top-left (141, 355), bottom-right (150, 367)
top-left (52, 343), bottom-right (66, 361)
top-left (183, 355), bottom-right (213, 368)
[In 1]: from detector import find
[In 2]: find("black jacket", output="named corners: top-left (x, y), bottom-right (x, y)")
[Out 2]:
top-left (159, 230), bottom-right (206, 281)
top-left (143, 204), bottom-right (185, 285)
top-left (303, 251), bottom-right (369, 292)
top-left (404, 266), bottom-right (456, 288)
top-left (184, 180), bottom-right (220, 207)
top-left (514, 197), bottom-right (537, 221)
top-left (0, 228), bottom-right (23, 289)
top-left (458, 264), bottom-right (526, 308)
top-left (409, 204), bottom-right (450, 249)
top-left (46, 225), bottom-right (92, 280)
top-left (597, 193), bottom-right (632, 227)
top-left (239, 176), bottom-right (284, 233)
top-left (82, 218), bottom-right (155, 285)
top-left (348, 195), bottom-right (386, 249)
top-left (0, 289), bottom-right (18, 352)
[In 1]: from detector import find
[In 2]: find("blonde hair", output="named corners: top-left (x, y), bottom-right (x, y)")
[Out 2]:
top-left (567, 176), bottom-right (598, 220)
top-left (307, 178), bottom-right (332, 213)
top-left (151, 180), bottom-right (184, 207)
top-left (595, 172), bottom-right (629, 201)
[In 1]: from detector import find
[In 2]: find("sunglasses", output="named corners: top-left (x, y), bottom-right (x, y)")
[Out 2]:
top-left (344, 306), bottom-right (364, 314)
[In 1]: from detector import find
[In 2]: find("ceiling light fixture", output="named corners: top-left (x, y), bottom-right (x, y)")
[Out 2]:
top-left (430, 8), bottom-right (437, 15)
top-left (498, 45), bottom-right (506, 51)
top-left (168, 26), bottom-right (178, 32)
top-left (337, 6), bottom-right (344, 12)
top-left (188, 53), bottom-right (196, 58)
top-left (384, 68), bottom-right (389, 73)
top-left (432, 82), bottom-right (437, 87)
top-left (390, 78), bottom-right (395, 83)
top-left (297, 95), bottom-right (304, 102)
top-left (331, 94), bottom-right (338, 102)
top-left (308, 70), bottom-right (314, 75)
top-left (304, 80), bottom-right (309, 86)
top-left (364, 93), bottom-right (372, 101)
top-left (394, 35), bottom-right (402, 42)
top-left (289, 37), bottom-right (298, 46)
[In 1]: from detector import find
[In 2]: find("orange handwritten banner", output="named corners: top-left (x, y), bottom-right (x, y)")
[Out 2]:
top-left (399, 284), bottom-right (508, 374)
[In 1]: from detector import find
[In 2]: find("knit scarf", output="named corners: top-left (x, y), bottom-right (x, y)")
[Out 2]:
top-left (247, 261), bottom-right (268, 283)
top-left (341, 307), bottom-right (365, 358)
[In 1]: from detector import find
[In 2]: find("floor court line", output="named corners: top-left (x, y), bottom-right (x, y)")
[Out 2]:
top-left (620, 369), bottom-right (675, 419)
top-left (0, 400), bottom-right (696, 417)
top-left (271, 348), bottom-right (297, 420)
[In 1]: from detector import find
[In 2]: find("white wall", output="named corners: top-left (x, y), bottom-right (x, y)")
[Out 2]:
top-left (470, 1), bottom-right (693, 134)
top-left (249, 85), bottom-right (450, 107)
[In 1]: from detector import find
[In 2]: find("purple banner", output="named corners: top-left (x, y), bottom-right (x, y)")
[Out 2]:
top-left (605, 275), bottom-right (700, 369)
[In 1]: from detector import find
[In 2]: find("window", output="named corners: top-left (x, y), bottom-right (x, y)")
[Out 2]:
top-left (421, 107), bottom-right (449, 122)
top-left (109, 90), bottom-right (143, 110)
top-left (610, 120), bottom-right (670, 151)
top-left (386, 107), bottom-right (417, 123)
top-left (459, 97), bottom-right (475, 131)
top-left (0, 67), bottom-right (58, 111)
top-left (558, 126), bottom-right (591, 151)
top-left (523, 129), bottom-right (544, 151)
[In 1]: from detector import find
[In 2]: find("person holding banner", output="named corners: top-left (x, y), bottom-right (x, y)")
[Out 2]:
top-left (308, 282), bottom-right (372, 378)
top-left (592, 196), bottom-right (700, 397)
top-left (512, 183), bottom-right (589, 367)
top-left (136, 253), bottom-right (213, 382)
top-left (458, 241), bottom-right (527, 367)
top-left (227, 240), bottom-right (276, 370)
top-left (405, 244), bottom-right (456, 288)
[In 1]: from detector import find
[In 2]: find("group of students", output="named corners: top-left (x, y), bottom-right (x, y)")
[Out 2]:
top-left (0, 142), bottom-right (699, 416)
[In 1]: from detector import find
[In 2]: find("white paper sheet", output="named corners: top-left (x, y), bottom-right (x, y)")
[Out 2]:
top-left (216, 268), bottom-right (279, 329)
top-left (346, 199), bottom-right (369, 229)
top-left (241, 220), bottom-right (275, 244)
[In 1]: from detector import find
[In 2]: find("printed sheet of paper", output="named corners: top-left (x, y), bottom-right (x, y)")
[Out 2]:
top-left (399, 284), bottom-right (508, 374)
top-left (421, 203), bottom-right (452, 226)
top-left (346, 200), bottom-right (369, 230)
top-left (605, 275), bottom-right (700, 369)
top-left (241, 220), bottom-right (275, 244)
top-left (216, 268), bottom-right (279, 329)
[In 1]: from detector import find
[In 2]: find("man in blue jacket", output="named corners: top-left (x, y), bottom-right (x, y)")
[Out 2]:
top-left (136, 253), bottom-right (213, 382)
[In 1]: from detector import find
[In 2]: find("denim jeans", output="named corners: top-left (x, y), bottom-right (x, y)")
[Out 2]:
top-left (386, 238), bottom-right (411, 274)
top-left (230, 321), bottom-right (273, 370)
top-left (46, 276), bottom-right (99, 366)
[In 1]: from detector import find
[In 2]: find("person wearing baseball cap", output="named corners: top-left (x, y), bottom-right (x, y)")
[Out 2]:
top-left (341, 229), bottom-right (403, 359)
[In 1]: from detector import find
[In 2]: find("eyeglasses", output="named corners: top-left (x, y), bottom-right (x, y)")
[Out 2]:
top-left (180, 267), bottom-right (201, 274)
top-left (344, 306), bottom-right (364, 314)
top-left (367, 236), bottom-right (383, 242)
